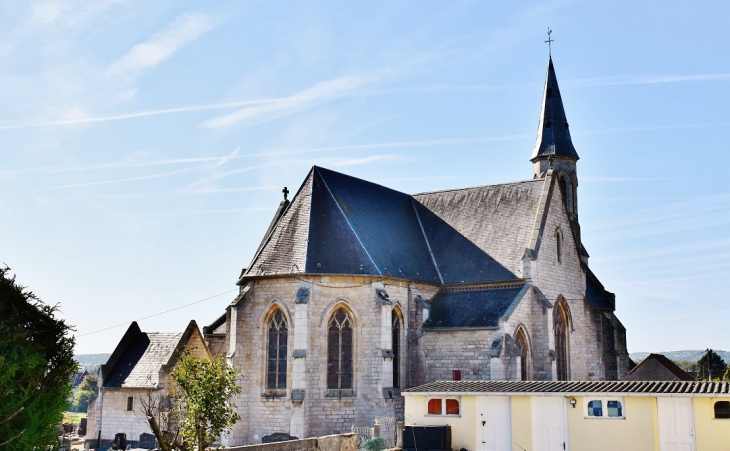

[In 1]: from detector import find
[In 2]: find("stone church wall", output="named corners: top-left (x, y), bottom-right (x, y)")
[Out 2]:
top-left (226, 275), bottom-right (440, 446)
top-left (529, 177), bottom-right (626, 381)
top-left (421, 329), bottom-right (495, 382)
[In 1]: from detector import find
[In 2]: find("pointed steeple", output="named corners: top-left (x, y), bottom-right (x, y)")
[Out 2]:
top-left (530, 57), bottom-right (579, 162)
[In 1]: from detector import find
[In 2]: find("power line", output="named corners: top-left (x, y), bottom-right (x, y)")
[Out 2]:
top-left (76, 289), bottom-right (238, 337)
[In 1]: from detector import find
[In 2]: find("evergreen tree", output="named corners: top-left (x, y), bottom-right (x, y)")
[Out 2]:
top-left (698, 349), bottom-right (727, 381)
top-left (0, 267), bottom-right (77, 449)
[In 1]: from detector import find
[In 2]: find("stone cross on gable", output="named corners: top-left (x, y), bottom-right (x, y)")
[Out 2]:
top-left (282, 186), bottom-right (289, 200)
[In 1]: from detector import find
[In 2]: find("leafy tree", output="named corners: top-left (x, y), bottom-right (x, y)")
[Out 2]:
top-left (0, 266), bottom-right (77, 449)
top-left (672, 360), bottom-right (698, 374)
top-left (71, 375), bottom-right (99, 413)
top-left (723, 366), bottom-right (730, 382)
top-left (698, 349), bottom-right (727, 381)
top-left (142, 347), bottom-right (242, 451)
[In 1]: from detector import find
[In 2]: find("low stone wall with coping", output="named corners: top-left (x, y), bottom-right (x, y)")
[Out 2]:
top-left (225, 433), bottom-right (359, 451)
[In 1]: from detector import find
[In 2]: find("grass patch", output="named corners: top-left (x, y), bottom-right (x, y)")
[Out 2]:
top-left (63, 412), bottom-right (86, 424)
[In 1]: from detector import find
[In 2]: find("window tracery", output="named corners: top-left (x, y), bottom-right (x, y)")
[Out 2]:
top-left (327, 307), bottom-right (353, 390)
top-left (266, 309), bottom-right (288, 389)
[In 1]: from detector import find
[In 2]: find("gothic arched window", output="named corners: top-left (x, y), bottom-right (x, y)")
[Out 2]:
top-left (514, 327), bottom-right (530, 381)
top-left (392, 309), bottom-right (402, 388)
top-left (556, 228), bottom-right (563, 264)
top-left (554, 300), bottom-right (570, 381)
top-left (327, 307), bottom-right (353, 390)
top-left (267, 309), bottom-right (288, 389)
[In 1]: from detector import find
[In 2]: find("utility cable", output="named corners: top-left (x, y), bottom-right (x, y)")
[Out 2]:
top-left (76, 288), bottom-right (238, 337)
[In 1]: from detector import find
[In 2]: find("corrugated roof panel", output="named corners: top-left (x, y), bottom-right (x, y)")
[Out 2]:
top-left (404, 380), bottom-right (730, 394)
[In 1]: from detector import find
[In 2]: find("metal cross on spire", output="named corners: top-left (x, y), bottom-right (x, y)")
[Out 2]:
top-left (545, 28), bottom-right (554, 57)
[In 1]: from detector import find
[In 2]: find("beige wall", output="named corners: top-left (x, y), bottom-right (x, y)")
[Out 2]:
top-left (403, 394), bottom-right (477, 451)
top-left (567, 396), bottom-right (657, 451)
top-left (693, 397), bottom-right (730, 451)
top-left (405, 394), bottom-right (730, 451)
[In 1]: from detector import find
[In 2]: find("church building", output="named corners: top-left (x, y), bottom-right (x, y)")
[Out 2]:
top-left (204, 57), bottom-right (630, 445)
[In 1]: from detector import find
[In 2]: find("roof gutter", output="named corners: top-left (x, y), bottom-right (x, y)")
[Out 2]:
top-left (402, 391), bottom-right (730, 398)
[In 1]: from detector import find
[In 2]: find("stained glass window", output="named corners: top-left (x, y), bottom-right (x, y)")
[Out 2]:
top-left (267, 310), bottom-right (287, 389)
top-left (327, 307), bottom-right (353, 390)
top-left (587, 400), bottom-right (603, 417)
top-left (607, 400), bottom-right (622, 417)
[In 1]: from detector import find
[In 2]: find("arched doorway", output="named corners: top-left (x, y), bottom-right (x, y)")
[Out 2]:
top-left (514, 327), bottom-right (530, 381)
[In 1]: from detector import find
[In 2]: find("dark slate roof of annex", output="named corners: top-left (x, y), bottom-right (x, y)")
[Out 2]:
top-left (426, 284), bottom-right (527, 329)
top-left (404, 380), bottom-right (730, 395)
top-left (243, 166), bottom-right (544, 285)
top-left (103, 331), bottom-right (183, 388)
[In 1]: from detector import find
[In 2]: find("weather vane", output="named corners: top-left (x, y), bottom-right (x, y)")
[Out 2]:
top-left (545, 28), bottom-right (554, 57)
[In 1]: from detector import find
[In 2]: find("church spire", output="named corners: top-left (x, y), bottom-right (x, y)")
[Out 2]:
top-left (530, 56), bottom-right (579, 163)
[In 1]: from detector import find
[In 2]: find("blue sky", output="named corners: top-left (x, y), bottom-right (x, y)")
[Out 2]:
top-left (1, 1), bottom-right (729, 355)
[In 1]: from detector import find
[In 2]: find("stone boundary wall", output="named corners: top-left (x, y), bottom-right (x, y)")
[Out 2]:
top-left (225, 433), bottom-right (359, 451)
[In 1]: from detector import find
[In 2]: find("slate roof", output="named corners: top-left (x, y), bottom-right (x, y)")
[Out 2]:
top-left (103, 332), bottom-right (182, 388)
top-left (404, 380), bottom-right (730, 395)
top-left (426, 284), bottom-right (528, 329)
top-left (101, 321), bottom-right (201, 389)
top-left (531, 57), bottom-right (579, 162)
top-left (243, 167), bottom-right (543, 285)
top-left (584, 265), bottom-right (616, 311)
top-left (413, 181), bottom-right (543, 282)
top-left (629, 354), bottom-right (696, 381)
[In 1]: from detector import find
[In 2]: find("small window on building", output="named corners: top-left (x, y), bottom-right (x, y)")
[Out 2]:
top-left (445, 399), bottom-right (460, 415)
top-left (127, 397), bottom-right (133, 411)
top-left (587, 400), bottom-right (602, 417)
top-left (607, 400), bottom-right (623, 417)
top-left (586, 397), bottom-right (624, 419)
top-left (452, 370), bottom-right (462, 381)
top-left (428, 399), bottom-right (442, 415)
top-left (427, 398), bottom-right (461, 416)
top-left (556, 229), bottom-right (563, 264)
top-left (715, 401), bottom-right (730, 419)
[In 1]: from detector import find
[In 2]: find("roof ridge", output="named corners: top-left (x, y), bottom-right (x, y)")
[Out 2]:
top-left (315, 167), bottom-right (382, 275)
top-left (412, 178), bottom-right (543, 196)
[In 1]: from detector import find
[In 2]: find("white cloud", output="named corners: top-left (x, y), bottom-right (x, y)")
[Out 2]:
top-left (106, 12), bottom-right (214, 83)
top-left (25, 0), bottom-right (123, 30)
top-left (212, 147), bottom-right (241, 168)
top-left (200, 76), bottom-right (377, 129)
top-left (43, 168), bottom-right (191, 190)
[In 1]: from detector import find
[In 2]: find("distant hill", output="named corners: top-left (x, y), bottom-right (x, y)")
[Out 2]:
top-left (630, 350), bottom-right (729, 364)
top-left (74, 353), bottom-right (111, 370)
